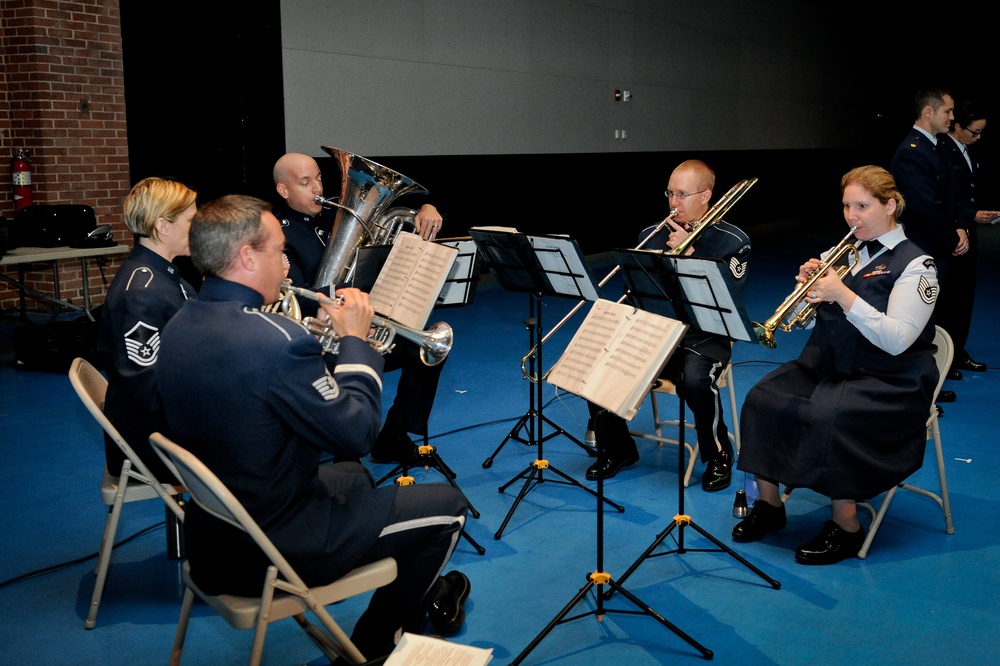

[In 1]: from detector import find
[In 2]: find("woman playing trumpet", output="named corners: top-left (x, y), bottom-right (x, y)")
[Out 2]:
top-left (733, 165), bottom-right (939, 565)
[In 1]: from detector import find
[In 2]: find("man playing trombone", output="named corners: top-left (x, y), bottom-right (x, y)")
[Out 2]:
top-left (586, 159), bottom-right (751, 492)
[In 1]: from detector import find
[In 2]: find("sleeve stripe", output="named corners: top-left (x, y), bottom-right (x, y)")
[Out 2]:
top-left (334, 363), bottom-right (383, 390)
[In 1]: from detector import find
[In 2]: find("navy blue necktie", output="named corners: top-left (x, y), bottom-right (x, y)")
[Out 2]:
top-left (858, 239), bottom-right (883, 255)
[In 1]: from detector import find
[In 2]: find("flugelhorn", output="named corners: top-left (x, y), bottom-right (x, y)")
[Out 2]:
top-left (271, 282), bottom-right (453, 366)
top-left (519, 208), bottom-right (680, 383)
top-left (752, 226), bottom-right (860, 349)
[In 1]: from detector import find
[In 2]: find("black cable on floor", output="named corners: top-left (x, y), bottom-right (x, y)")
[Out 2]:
top-left (0, 521), bottom-right (166, 590)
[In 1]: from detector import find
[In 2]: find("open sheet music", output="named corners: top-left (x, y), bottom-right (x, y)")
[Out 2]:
top-left (547, 298), bottom-right (688, 420)
top-left (383, 632), bottom-right (493, 665)
top-left (369, 232), bottom-right (458, 330)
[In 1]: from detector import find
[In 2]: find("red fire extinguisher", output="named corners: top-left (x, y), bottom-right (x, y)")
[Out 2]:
top-left (12, 148), bottom-right (33, 214)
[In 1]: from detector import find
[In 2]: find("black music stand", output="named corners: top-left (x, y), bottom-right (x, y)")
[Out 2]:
top-left (366, 238), bottom-right (487, 555)
top-left (605, 249), bottom-right (780, 599)
top-left (511, 296), bottom-right (714, 666)
top-left (469, 229), bottom-right (623, 540)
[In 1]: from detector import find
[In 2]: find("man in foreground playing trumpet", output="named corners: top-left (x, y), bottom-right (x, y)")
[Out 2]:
top-left (733, 165), bottom-right (939, 565)
top-left (586, 159), bottom-right (751, 492)
top-left (155, 195), bottom-right (471, 659)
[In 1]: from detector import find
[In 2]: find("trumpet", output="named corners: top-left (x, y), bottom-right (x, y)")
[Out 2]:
top-left (270, 281), bottom-right (453, 366)
top-left (753, 226), bottom-right (859, 349)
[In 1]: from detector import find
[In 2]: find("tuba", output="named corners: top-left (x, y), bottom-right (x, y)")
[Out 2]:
top-left (312, 146), bottom-right (428, 290)
top-left (752, 226), bottom-right (860, 348)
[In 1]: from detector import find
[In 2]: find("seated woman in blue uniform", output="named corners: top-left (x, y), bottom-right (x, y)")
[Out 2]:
top-left (733, 165), bottom-right (939, 565)
top-left (98, 176), bottom-right (197, 483)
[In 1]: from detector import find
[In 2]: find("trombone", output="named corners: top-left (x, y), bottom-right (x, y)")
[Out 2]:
top-left (752, 226), bottom-right (859, 349)
top-left (521, 176), bottom-right (759, 382)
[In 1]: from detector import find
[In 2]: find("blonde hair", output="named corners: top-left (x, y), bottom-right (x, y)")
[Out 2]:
top-left (841, 166), bottom-right (905, 217)
top-left (123, 177), bottom-right (197, 242)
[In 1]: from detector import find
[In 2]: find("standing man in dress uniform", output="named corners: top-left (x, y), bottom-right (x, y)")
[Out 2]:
top-left (890, 87), bottom-right (960, 402)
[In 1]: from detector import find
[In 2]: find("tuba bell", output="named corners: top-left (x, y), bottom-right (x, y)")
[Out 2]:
top-left (312, 146), bottom-right (428, 290)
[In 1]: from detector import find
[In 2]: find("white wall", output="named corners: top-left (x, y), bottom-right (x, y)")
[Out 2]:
top-left (280, 0), bottom-right (849, 156)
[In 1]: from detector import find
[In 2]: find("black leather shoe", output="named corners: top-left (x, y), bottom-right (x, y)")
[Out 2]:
top-left (957, 356), bottom-right (988, 372)
top-left (701, 442), bottom-right (733, 492)
top-left (585, 450), bottom-right (639, 481)
top-left (428, 570), bottom-right (470, 636)
top-left (946, 368), bottom-right (963, 381)
top-left (732, 500), bottom-right (786, 542)
top-left (369, 429), bottom-right (418, 464)
top-left (936, 389), bottom-right (957, 403)
top-left (794, 520), bottom-right (865, 565)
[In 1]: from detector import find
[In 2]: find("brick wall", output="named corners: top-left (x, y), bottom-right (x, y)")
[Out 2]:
top-left (0, 0), bottom-right (131, 314)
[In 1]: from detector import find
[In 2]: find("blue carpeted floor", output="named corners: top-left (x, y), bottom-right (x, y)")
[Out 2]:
top-left (2, 219), bottom-right (999, 665)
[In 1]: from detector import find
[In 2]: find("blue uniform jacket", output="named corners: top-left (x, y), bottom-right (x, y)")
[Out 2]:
top-left (98, 243), bottom-right (194, 481)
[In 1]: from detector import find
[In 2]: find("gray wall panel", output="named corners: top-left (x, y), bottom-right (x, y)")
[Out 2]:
top-left (281, 0), bottom-right (852, 156)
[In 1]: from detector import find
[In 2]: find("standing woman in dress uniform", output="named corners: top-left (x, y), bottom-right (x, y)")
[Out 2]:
top-left (732, 165), bottom-right (939, 565)
top-left (98, 177), bottom-right (197, 483)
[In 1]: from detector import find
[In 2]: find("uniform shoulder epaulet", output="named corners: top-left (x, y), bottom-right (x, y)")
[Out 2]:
top-left (124, 266), bottom-right (154, 290)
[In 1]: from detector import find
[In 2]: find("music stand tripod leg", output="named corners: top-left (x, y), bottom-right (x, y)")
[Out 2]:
top-left (374, 436), bottom-right (487, 556)
top-left (510, 418), bottom-right (713, 664)
top-left (606, 394), bottom-right (781, 600)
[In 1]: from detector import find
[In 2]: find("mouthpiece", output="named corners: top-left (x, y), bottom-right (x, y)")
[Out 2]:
top-left (314, 195), bottom-right (340, 206)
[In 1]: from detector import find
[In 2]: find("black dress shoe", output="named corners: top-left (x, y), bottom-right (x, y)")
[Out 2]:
top-left (428, 570), bottom-right (470, 636)
top-left (585, 449), bottom-right (639, 481)
top-left (946, 368), bottom-right (963, 381)
top-left (701, 442), bottom-right (733, 492)
top-left (732, 500), bottom-right (786, 542)
top-left (957, 356), bottom-right (988, 372)
top-left (369, 429), bottom-right (418, 464)
top-left (794, 520), bottom-right (865, 565)
top-left (936, 389), bottom-right (957, 403)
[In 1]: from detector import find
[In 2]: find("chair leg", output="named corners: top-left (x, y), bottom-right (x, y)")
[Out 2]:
top-left (929, 419), bottom-right (954, 534)
top-left (248, 566), bottom-right (279, 666)
top-left (171, 585), bottom-right (196, 666)
top-left (86, 464), bottom-right (131, 629)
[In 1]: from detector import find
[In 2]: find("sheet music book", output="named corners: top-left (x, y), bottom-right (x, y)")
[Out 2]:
top-left (368, 232), bottom-right (458, 330)
top-left (546, 298), bottom-right (688, 420)
top-left (435, 237), bottom-right (480, 306)
top-left (383, 632), bottom-right (493, 665)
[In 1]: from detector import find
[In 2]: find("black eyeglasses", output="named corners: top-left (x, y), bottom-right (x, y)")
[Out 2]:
top-left (664, 189), bottom-right (708, 200)
top-left (965, 127), bottom-right (984, 137)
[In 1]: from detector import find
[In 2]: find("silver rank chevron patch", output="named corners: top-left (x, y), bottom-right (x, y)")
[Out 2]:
top-left (312, 370), bottom-right (340, 401)
top-left (124, 321), bottom-right (160, 367)
top-left (729, 257), bottom-right (748, 279)
top-left (919, 275), bottom-right (938, 304)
